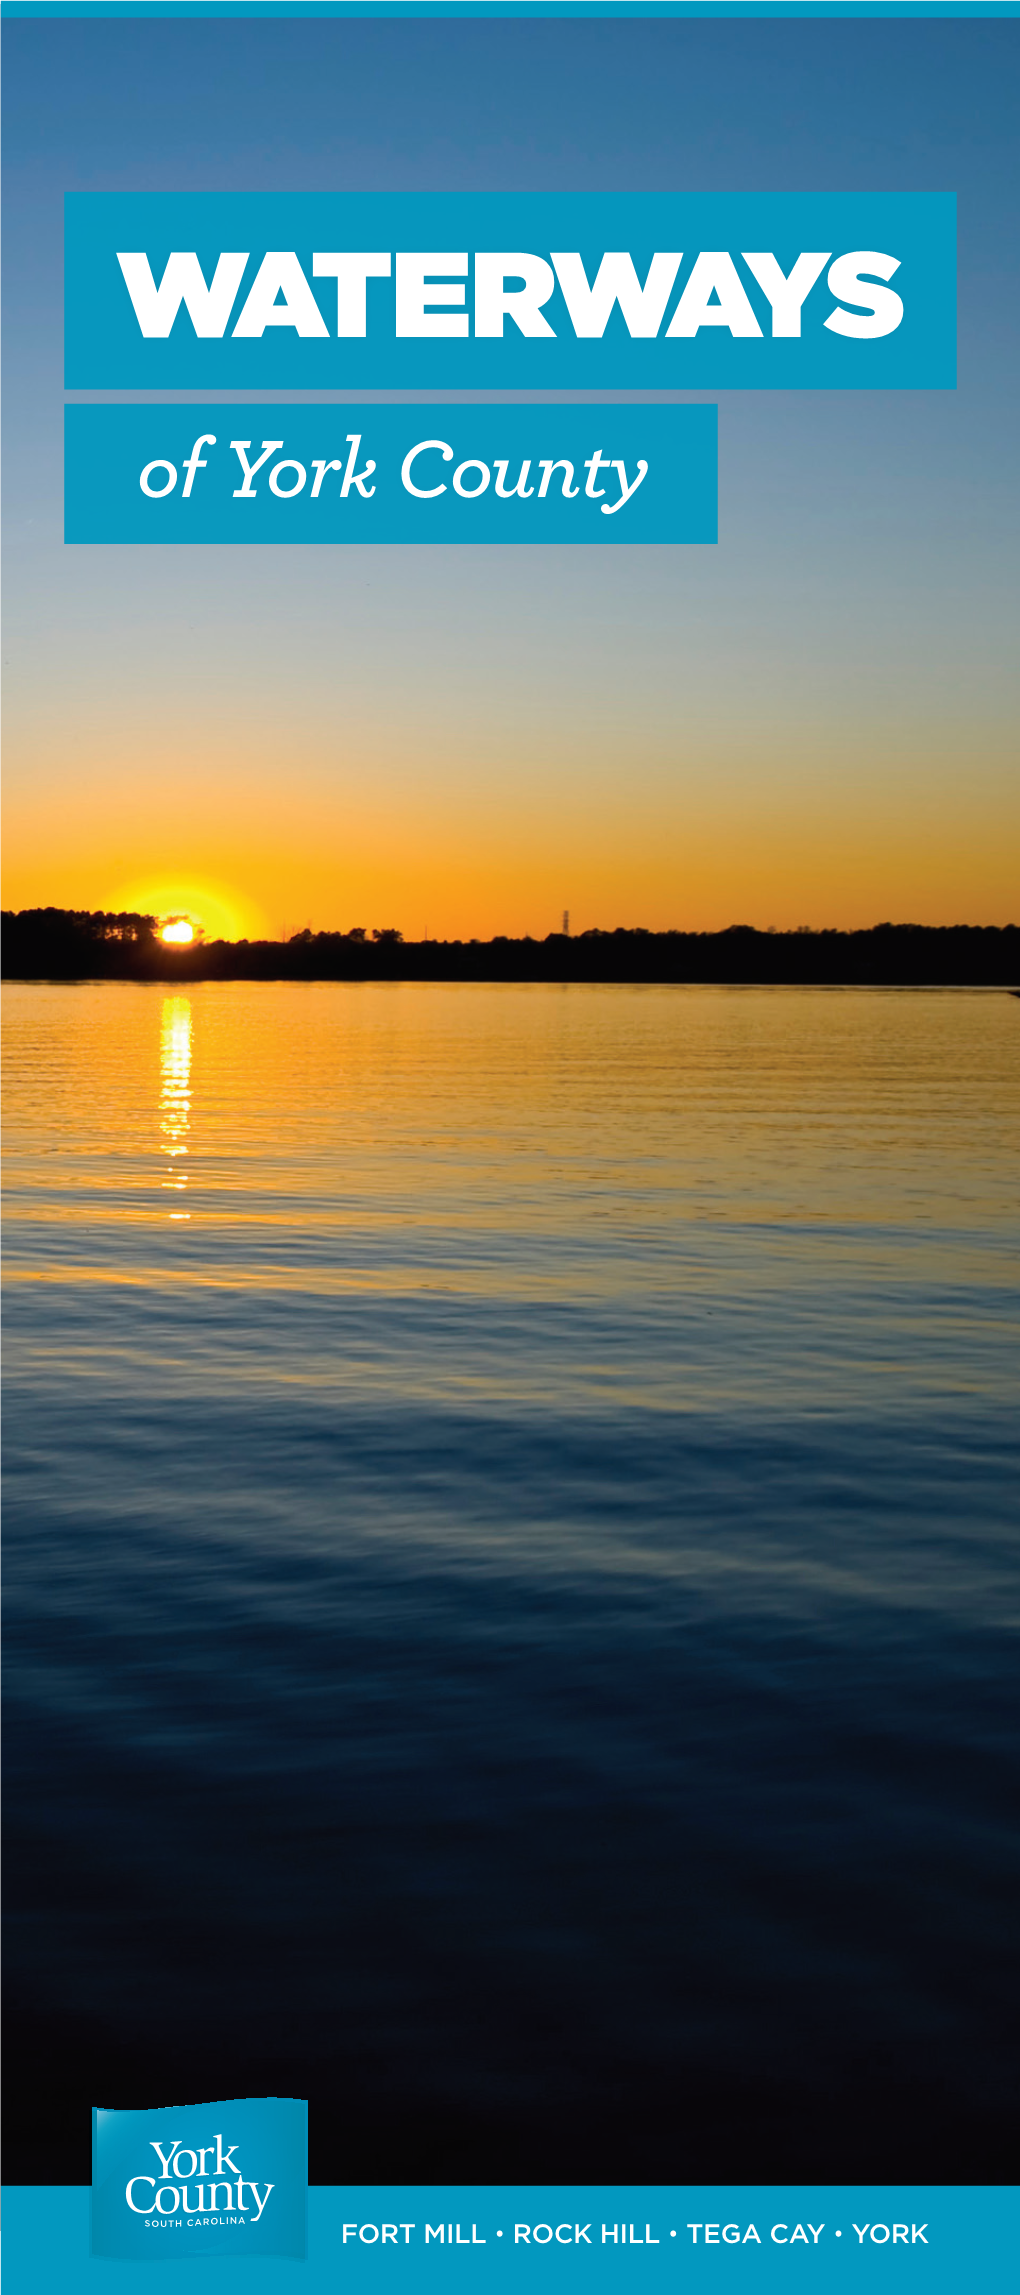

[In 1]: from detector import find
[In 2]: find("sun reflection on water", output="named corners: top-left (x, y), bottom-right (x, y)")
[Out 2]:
top-left (159, 995), bottom-right (192, 1218)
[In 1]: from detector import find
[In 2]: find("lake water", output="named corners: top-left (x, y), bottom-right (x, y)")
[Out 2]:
top-left (3, 982), bottom-right (1018, 2181)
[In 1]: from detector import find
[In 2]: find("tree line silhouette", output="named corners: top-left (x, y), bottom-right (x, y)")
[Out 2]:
top-left (2, 907), bottom-right (1017, 985)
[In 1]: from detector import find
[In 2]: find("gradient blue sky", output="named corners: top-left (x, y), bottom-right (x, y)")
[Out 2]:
top-left (3, 17), bottom-right (1018, 937)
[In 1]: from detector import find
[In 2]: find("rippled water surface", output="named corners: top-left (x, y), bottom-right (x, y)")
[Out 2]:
top-left (4, 983), bottom-right (1018, 2179)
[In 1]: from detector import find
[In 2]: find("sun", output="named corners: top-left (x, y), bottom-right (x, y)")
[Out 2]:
top-left (109, 879), bottom-right (266, 944)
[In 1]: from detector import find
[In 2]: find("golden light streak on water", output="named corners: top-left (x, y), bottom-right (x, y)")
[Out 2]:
top-left (159, 994), bottom-right (192, 1218)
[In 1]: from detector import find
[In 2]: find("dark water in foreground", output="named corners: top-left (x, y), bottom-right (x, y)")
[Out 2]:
top-left (4, 984), bottom-right (1018, 2181)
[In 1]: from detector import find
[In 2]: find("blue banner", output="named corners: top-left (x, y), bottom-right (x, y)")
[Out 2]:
top-left (63, 403), bottom-right (718, 543)
top-left (2, 2186), bottom-right (1015, 2293)
top-left (64, 193), bottom-right (955, 389)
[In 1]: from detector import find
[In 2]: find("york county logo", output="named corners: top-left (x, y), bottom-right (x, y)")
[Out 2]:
top-left (91, 2096), bottom-right (307, 2259)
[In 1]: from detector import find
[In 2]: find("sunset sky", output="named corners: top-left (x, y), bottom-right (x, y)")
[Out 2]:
top-left (3, 16), bottom-right (1018, 941)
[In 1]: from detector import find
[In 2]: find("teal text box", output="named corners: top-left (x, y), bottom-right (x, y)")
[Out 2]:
top-left (64, 193), bottom-right (955, 390)
top-left (64, 403), bottom-right (718, 544)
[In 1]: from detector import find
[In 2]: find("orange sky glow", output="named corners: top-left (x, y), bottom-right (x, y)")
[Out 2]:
top-left (3, 721), bottom-right (1016, 941)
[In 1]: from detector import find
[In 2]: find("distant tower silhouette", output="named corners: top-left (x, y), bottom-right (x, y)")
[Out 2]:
top-left (563, 909), bottom-right (570, 936)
